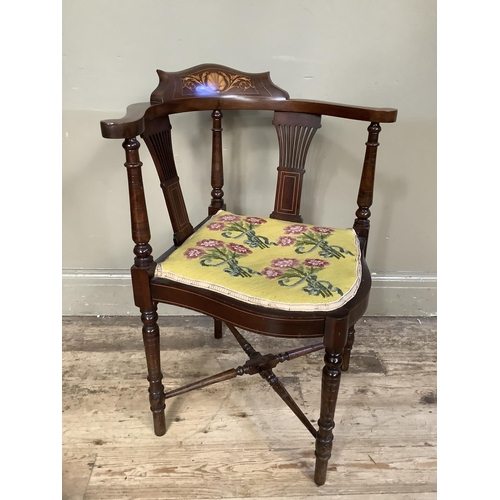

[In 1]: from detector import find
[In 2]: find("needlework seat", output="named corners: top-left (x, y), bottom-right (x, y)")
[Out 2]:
top-left (154, 210), bottom-right (362, 312)
top-left (100, 63), bottom-right (398, 486)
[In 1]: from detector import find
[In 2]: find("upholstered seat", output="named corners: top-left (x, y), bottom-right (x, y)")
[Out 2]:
top-left (155, 210), bottom-right (361, 312)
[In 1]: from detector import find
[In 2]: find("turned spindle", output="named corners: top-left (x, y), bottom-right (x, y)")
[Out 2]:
top-left (314, 315), bottom-right (349, 486)
top-left (123, 138), bottom-right (154, 270)
top-left (342, 326), bottom-right (355, 372)
top-left (353, 122), bottom-right (381, 256)
top-left (209, 109), bottom-right (226, 215)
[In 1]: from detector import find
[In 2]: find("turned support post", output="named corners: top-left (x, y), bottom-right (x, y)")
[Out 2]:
top-left (341, 326), bottom-right (355, 372)
top-left (353, 122), bottom-right (381, 256)
top-left (141, 306), bottom-right (166, 436)
top-left (214, 318), bottom-right (223, 339)
top-left (123, 138), bottom-right (154, 271)
top-left (123, 138), bottom-right (166, 436)
top-left (314, 314), bottom-right (349, 486)
top-left (209, 109), bottom-right (226, 215)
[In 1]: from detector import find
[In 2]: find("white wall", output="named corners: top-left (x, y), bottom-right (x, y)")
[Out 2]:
top-left (62, 0), bottom-right (436, 315)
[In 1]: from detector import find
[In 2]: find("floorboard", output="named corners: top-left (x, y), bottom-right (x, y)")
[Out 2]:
top-left (62, 316), bottom-right (437, 500)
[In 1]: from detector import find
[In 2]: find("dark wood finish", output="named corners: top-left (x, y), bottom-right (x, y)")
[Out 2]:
top-left (162, 323), bottom-right (324, 412)
top-left (141, 117), bottom-right (194, 246)
top-left (101, 65), bottom-right (397, 486)
top-left (149, 257), bottom-right (371, 338)
top-left (342, 325), bottom-right (355, 372)
top-left (122, 138), bottom-right (153, 272)
top-left (260, 369), bottom-right (317, 438)
top-left (141, 306), bottom-right (166, 436)
top-left (270, 112), bottom-right (322, 222)
top-left (214, 318), bottom-right (223, 339)
top-left (164, 368), bottom-right (242, 400)
top-left (353, 122), bottom-right (382, 255)
top-left (314, 314), bottom-right (349, 486)
top-left (226, 323), bottom-right (320, 438)
top-left (122, 138), bottom-right (166, 435)
top-left (101, 99), bottom-right (396, 140)
top-left (150, 63), bottom-right (290, 103)
top-left (209, 109), bottom-right (226, 215)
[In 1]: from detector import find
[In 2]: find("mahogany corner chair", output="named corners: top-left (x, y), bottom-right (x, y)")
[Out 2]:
top-left (100, 64), bottom-right (397, 486)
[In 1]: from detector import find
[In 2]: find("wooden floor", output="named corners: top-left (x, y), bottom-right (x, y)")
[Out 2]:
top-left (62, 316), bottom-right (437, 500)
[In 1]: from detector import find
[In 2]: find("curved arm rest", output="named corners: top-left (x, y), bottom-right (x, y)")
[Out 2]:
top-left (100, 97), bottom-right (397, 139)
top-left (284, 99), bottom-right (397, 123)
top-left (100, 102), bottom-right (150, 139)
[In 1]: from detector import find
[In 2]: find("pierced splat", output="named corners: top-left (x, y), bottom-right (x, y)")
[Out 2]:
top-left (142, 116), bottom-right (194, 246)
top-left (270, 112), bottom-right (322, 222)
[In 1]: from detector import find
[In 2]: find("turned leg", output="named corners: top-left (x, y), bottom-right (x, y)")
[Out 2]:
top-left (341, 326), bottom-right (355, 372)
top-left (122, 138), bottom-right (165, 435)
top-left (141, 305), bottom-right (166, 436)
top-left (314, 315), bottom-right (349, 486)
top-left (214, 318), bottom-right (223, 339)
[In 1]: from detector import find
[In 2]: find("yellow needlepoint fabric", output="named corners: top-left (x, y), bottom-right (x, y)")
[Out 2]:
top-left (155, 211), bottom-right (362, 312)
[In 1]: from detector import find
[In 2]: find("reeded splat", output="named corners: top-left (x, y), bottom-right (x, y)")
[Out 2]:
top-left (270, 112), bottom-right (322, 222)
top-left (150, 63), bottom-right (290, 103)
top-left (142, 116), bottom-right (194, 246)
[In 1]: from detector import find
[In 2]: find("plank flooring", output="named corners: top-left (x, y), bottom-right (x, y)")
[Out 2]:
top-left (62, 316), bottom-right (437, 500)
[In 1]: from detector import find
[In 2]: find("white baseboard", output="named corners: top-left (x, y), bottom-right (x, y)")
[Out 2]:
top-left (62, 269), bottom-right (436, 317)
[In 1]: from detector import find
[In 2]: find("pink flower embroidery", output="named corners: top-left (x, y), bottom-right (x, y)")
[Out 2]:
top-left (244, 216), bottom-right (267, 225)
top-left (184, 248), bottom-right (206, 259)
top-left (261, 267), bottom-right (283, 279)
top-left (218, 215), bottom-right (241, 221)
top-left (207, 222), bottom-right (225, 230)
top-left (284, 224), bottom-right (308, 234)
top-left (197, 239), bottom-right (225, 248)
top-left (271, 258), bottom-right (300, 269)
top-left (303, 258), bottom-right (330, 268)
top-left (276, 236), bottom-right (296, 246)
top-left (227, 243), bottom-right (252, 254)
top-left (312, 226), bottom-right (334, 234)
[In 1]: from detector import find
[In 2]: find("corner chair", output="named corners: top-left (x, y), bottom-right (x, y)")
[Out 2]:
top-left (100, 64), bottom-right (397, 485)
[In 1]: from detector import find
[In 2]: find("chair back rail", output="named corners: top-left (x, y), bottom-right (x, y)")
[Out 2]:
top-left (150, 63), bottom-right (290, 103)
top-left (101, 98), bottom-right (396, 139)
top-left (100, 66), bottom-right (397, 254)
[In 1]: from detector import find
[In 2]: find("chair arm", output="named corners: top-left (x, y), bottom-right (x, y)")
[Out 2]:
top-left (100, 102), bottom-right (150, 139)
top-left (100, 98), bottom-right (397, 140)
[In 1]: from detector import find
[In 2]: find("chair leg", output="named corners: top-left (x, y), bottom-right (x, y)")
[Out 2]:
top-left (141, 306), bottom-right (166, 436)
top-left (314, 315), bottom-right (349, 486)
top-left (341, 326), bottom-right (355, 372)
top-left (214, 318), bottom-right (223, 339)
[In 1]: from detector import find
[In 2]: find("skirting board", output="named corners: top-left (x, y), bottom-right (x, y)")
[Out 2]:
top-left (62, 269), bottom-right (436, 317)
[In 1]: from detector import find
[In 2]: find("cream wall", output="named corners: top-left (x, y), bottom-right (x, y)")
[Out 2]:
top-left (62, 0), bottom-right (436, 315)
